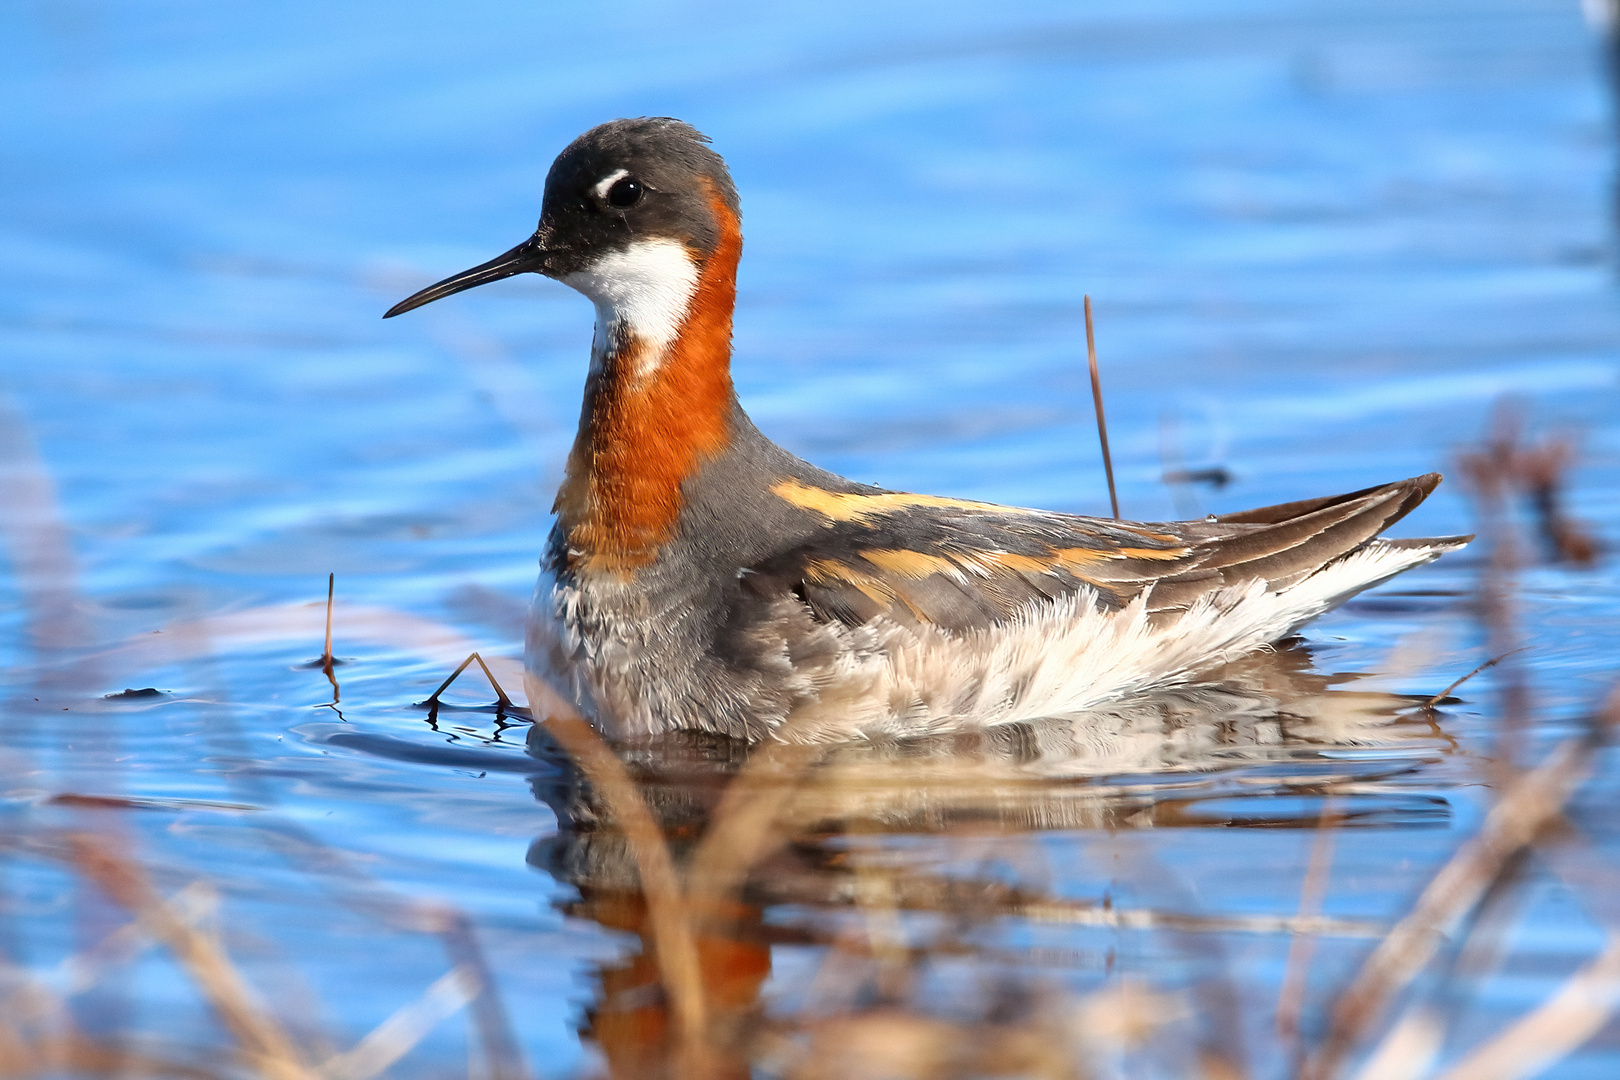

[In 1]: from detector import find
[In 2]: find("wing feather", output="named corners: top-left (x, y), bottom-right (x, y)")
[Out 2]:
top-left (747, 474), bottom-right (1451, 633)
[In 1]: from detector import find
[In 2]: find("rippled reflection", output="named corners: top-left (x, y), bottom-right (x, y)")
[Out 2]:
top-left (520, 641), bottom-right (1454, 1076)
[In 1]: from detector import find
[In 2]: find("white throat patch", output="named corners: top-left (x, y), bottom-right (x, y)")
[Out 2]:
top-left (561, 239), bottom-right (699, 378)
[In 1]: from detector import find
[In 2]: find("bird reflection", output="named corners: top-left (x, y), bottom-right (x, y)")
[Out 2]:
top-left (522, 640), bottom-right (1455, 1079)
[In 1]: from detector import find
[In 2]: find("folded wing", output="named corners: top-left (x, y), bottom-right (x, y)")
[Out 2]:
top-left (743, 473), bottom-right (1465, 633)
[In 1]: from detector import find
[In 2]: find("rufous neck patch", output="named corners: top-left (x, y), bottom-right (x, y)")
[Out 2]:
top-left (556, 184), bottom-right (742, 576)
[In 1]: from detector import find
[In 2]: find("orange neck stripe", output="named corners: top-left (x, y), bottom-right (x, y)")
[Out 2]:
top-left (556, 187), bottom-right (741, 575)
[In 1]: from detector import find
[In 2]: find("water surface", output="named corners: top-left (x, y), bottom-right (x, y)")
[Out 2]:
top-left (4, 0), bottom-right (1620, 1076)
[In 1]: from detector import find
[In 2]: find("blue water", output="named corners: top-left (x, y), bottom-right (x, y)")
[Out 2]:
top-left (5, 0), bottom-right (1620, 1075)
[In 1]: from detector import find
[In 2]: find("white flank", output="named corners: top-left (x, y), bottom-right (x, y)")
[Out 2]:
top-left (776, 540), bottom-right (1452, 742)
top-left (528, 537), bottom-right (1458, 743)
top-left (561, 238), bottom-right (698, 379)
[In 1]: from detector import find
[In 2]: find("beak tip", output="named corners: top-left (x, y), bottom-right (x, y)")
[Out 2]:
top-left (378, 235), bottom-right (548, 323)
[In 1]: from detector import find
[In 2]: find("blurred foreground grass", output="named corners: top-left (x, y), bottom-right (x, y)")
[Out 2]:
top-left (1, 407), bottom-right (1616, 1080)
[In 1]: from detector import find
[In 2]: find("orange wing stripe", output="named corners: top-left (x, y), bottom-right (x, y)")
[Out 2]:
top-left (1116, 546), bottom-right (1188, 561)
top-left (771, 478), bottom-right (1011, 523)
top-left (803, 558), bottom-right (898, 607)
top-left (860, 549), bottom-right (964, 580)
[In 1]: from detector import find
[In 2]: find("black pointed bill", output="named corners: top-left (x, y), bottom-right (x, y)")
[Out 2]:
top-left (383, 234), bottom-right (553, 318)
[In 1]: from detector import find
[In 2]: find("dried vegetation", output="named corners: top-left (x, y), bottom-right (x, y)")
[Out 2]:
top-left (1, 400), bottom-right (1615, 1080)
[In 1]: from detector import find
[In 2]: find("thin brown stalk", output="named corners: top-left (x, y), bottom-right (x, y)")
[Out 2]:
top-left (425, 653), bottom-right (480, 705)
top-left (989, 899), bottom-right (1379, 938)
top-left (321, 574), bottom-right (339, 703)
top-left (1459, 403), bottom-right (1530, 776)
top-left (320, 966), bottom-right (478, 1080)
top-left (1301, 737), bottom-right (1592, 1080)
top-left (5, 1030), bottom-right (231, 1079)
top-left (430, 906), bottom-right (528, 1080)
top-left (1276, 797), bottom-right (1343, 1055)
top-left (1090, 830), bottom-right (1250, 1079)
top-left (322, 574), bottom-right (334, 663)
top-left (798, 926), bottom-right (886, 1019)
top-left (1422, 649), bottom-right (1529, 710)
top-left (685, 741), bottom-right (822, 910)
top-left (1084, 295), bottom-right (1120, 520)
top-left (848, 836), bottom-right (913, 1002)
top-left (66, 834), bottom-right (315, 1080)
top-left (0, 394), bottom-right (94, 660)
top-left (535, 702), bottom-right (710, 1075)
top-left (1347, 1009), bottom-right (1442, 1080)
top-left (1435, 933), bottom-right (1620, 1080)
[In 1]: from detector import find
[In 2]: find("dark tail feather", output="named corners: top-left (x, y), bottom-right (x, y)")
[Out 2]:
top-left (1212, 472), bottom-right (1441, 528)
top-left (1204, 473), bottom-right (1454, 592)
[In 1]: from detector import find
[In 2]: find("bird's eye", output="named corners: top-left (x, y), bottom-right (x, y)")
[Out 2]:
top-left (606, 176), bottom-right (644, 209)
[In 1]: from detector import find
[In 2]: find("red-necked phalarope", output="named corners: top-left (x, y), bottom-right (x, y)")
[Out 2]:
top-left (385, 117), bottom-right (1469, 743)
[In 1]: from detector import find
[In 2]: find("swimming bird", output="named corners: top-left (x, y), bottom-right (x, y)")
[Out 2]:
top-left (385, 117), bottom-right (1468, 743)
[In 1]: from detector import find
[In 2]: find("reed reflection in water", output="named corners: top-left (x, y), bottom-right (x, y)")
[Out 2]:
top-left (525, 643), bottom-right (1456, 1078)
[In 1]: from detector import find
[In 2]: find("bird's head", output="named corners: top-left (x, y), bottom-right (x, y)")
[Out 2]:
top-left (385, 118), bottom-right (741, 369)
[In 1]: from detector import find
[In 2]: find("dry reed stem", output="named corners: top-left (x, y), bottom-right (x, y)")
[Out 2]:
top-left (797, 927), bottom-right (885, 1019)
top-left (68, 883), bottom-right (218, 996)
top-left (1445, 850), bottom-right (1534, 993)
top-left (1539, 818), bottom-right (1620, 938)
top-left (66, 834), bottom-right (316, 1080)
top-left (320, 573), bottom-right (340, 703)
top-left (1302, 736), bottom-right (1592, 1080)
top-left (1458, 403), bottom-right (1532, 776)
top-left (0, 1030), bottom-right (229, 1079)
top-left (535, 706), bottom-right (710, 1076)
top-left (221, 819), bottom-right (529, 1079)
top-left (1087, 831), bottom-right (1250, 1079)
top-left (848, 846), bottom-right (912, 1002)
top-left (684, 741), bottom-right (821, 910)
top-left (1422, 649), bottom-right (1529, 710)
top-left (1005, 899), bottom-right (1381, 938)
top-left (424, 652), bottom-right (516, 711)
top-left (427, 906), bottom-right (527, 1080)
top-left (0, 882), bottom-right (217, 1035)
top-left (319, 966), bottom-right (479, 1080)
top-left (1347, 1008), bottom-right (1442, 1080)
top-left (37, 828), bottom-right (517, 1080)
top-left (1355, 856), bottom-right (1536, 1080)
top-left (0, 394), bottom-right (93, 659)
top-left (1276, 797), bottom-right (1343, 1055)
top-left (1084, 295), bottom-right (1121, 521)
top-left (1435, 932), bottom-right (1620, 1080)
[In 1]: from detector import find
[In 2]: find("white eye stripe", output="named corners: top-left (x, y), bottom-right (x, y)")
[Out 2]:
top-left (593, 168), bottom-right (631, 201)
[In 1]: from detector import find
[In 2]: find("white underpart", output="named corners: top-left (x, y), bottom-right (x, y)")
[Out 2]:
top-left (561, 238), bottom-right (699, 379)
top-left (528, 536), bottom-right (1457, 743)
top-left (779, 541), bottom-right (1449, 742)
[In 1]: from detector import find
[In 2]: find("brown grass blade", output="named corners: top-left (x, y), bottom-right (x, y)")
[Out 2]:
top-left (1302, 737), bottom-right (1592, 1080)
top-left (1422, 649), bottom-right (1529, 710)
top-left (1435, 933), bottom-right (1620, 1080)
top-left (319, 966), bottom-right (478, 1080)
top-left (685, 741), bottom-right (823, 910)
top-left (530, 685), bottom-right (709, 1076)
top-left (320, 574), bottom-right (340, 703)
top-left (2, 1030), bottom-right (231, 1079)
top-left (1084, 295), bottom-right (1121, 520)
top-left (430, 906), bottom-right (528, 1080)
top-left (66, 834), bottom-right (316, 1080)
top-left (1276, 797), bottom-right (1343, 1057)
